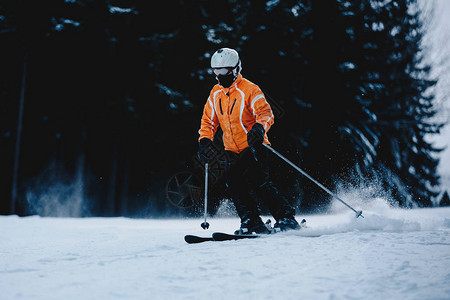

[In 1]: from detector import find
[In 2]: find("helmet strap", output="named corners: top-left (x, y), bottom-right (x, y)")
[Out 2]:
top-left (232, 59), bottom-right (241, 78)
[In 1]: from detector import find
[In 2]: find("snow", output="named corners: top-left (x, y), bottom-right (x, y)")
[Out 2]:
top-left (108, 6), bottom-right (135, 15)
top-left (1, 200), bottom-right (450, 300)
top-left (51, 18), bottom-right (81, 32)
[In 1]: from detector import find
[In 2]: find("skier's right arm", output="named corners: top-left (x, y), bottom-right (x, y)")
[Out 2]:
top-left (198, 94), bottom-right (219, 142)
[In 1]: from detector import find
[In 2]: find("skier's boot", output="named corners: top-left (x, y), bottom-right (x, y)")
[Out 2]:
top-left (274, 217), bottom-right (305, 232)
top-left (234, 217), bottom-right (270, 235)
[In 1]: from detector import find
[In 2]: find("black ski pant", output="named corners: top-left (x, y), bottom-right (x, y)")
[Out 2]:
top-left (225, 144), bottom-right (295, 223)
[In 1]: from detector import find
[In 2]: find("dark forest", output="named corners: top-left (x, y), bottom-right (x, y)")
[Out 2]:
top-left (0, 0), bottom-right (443, 217)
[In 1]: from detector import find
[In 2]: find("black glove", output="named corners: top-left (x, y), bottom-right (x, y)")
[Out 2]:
top-left (247, 123), bottom-right (265, 147)
top-left (198, 138), bottom-right (213, 164)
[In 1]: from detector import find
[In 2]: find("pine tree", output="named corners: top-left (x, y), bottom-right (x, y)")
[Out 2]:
top-left (440, 191), bottom-right (450, 207)
top-left (366, 0), bottom-right (441, 207)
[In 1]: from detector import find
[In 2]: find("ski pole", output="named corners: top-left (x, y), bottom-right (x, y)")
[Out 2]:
top-left (263, 144), bottom-right (364, 218)
top-left (201, 163), bottom-right (210, 229)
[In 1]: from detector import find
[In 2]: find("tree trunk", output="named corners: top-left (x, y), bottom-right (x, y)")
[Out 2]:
top-left (11, 51), bottom-right (28, 214)
top-left (106, 141), bottom-right (118, 216)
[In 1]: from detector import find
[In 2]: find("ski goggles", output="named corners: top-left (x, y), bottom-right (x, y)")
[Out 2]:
top-left (213, 67), bottom-right (233, 76)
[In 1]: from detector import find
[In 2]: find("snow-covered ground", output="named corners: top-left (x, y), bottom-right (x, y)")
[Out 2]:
top-left (1, 198), bottom-right (450, 300)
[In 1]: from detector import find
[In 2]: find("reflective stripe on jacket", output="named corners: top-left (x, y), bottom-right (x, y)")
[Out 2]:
top-left (198, 74), bottom-right (274, 153)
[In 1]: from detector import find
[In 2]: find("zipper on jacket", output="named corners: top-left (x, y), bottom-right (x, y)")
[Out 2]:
top-left (219, 98), bottom-right (223, 115)
top-left (226, 93), bottom-right (240, 152)
top-left (229, 99), bottom-right (236, 115)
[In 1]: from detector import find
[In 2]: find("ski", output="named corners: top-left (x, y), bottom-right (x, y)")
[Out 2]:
top-left (184, 235), bottom-right (213, 244)
top-left (184, 232), bottom-right (260, 244)
top-left (212, 232), bottom-right (261, 241)
top-left (184, 219), bottom-right (307, 244)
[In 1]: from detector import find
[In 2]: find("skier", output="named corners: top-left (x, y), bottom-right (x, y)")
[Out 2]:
top-left (198, 48), bottom-right (300, 234)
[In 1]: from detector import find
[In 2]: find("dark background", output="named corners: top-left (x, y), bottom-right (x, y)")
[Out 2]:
top-left (0, 0), bottom-right (445, 217)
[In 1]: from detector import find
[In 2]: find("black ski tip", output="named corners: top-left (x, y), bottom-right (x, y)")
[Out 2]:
top-left (184, 235), bottom-right (213, 244)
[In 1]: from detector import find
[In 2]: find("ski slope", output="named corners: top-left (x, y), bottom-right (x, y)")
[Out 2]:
top-left (1, 199), bottom-right (450, 300)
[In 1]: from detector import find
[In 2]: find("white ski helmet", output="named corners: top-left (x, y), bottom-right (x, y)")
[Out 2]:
top-left (211, 48), bottom-right (242, 76)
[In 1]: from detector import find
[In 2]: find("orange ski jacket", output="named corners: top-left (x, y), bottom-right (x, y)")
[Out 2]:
top-left (199, 74), bottom-right (274, 154)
